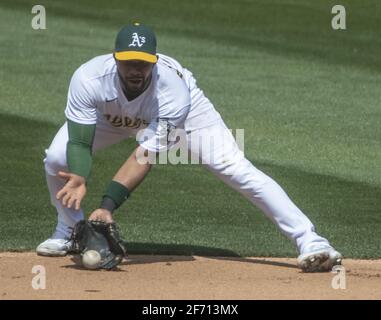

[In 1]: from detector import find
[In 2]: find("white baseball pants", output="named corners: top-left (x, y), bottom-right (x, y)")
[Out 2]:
top-left (44, 119), bottom-right (330, 254)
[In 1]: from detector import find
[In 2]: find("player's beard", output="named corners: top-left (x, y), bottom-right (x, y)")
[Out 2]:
top-left (118, 71), bottom-right (152, 100)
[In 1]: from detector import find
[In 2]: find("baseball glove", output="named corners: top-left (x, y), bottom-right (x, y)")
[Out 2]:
top-left (70, 220), bottom-right (128, 270)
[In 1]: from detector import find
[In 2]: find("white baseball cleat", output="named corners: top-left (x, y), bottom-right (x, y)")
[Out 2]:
top-left (36, 238), bottom-right (73, 257)
top-left (297, 245), bottom-right (343, 272)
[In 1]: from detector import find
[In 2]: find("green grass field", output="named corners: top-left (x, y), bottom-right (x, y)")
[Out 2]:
top-left (0, 0), bottom-right (380, 258)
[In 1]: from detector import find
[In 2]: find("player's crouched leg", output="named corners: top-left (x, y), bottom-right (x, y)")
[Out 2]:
top-left (43, 122), bottom-right (70, 176)
top-left (44, 147), bottom-right (68, 176)
top-left (192, 121), bottom-right (340, 271)
top-left (37, 123), bottom-right (83, 257)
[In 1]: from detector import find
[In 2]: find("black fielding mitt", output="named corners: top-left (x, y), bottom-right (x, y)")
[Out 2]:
top-left (70, 220), bottom-right (128, 270)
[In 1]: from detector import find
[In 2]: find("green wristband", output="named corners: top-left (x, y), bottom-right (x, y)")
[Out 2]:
top-left (103, 180), bottom-right (130, 210)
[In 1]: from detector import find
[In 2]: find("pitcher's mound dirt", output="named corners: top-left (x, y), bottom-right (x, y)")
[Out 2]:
top-left (0, 252), bottom-right (380, 300)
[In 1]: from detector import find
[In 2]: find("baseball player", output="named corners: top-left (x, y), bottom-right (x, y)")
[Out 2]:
top-left (36, 23), bottom-right (342, 272)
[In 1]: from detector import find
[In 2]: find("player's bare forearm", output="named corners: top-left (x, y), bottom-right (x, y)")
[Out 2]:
top-left (89, 146), bottom-right (151, 221)
top-left (112, 145), bottom-right (152, 191)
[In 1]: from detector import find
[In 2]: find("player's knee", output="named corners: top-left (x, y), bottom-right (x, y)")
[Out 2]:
top-left (44, 148), bottom-right (67, 175)
top-left (227, 158), bottom-right (271, 189)
top-left (218, 154), bottom-right (252, 177)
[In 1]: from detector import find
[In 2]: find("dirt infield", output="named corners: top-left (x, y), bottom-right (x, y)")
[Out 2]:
top-left (0, 252), bottom-right (380, 300)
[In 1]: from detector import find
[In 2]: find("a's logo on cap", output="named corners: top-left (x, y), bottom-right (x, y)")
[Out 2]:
top-left (128, 32), bottom-right (146, 48)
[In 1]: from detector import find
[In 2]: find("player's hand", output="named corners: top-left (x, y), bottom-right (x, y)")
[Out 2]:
top-left (88, 208), bottom-right (114, 223)
top-left (56, 171), bottom-right (87, 210)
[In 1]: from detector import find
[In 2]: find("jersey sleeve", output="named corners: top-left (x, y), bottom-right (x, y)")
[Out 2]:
top-left (65, 66), bottom-right (97, 125)
top-left (137, 87), bottom-right (191, 153)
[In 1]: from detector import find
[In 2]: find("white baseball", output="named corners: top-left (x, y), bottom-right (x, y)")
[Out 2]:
top-left (82, 250), bottom-right (101, 269)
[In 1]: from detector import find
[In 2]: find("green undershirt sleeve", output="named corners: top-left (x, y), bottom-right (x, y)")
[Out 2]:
top-left (66, 119), bottom-right (96, 180)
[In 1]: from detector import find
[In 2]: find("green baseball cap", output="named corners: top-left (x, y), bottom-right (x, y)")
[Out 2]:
top-left (114, 23), bottom-right (157, 63)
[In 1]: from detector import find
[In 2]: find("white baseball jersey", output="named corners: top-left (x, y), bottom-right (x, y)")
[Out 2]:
top-left (50, 54), bottom-right (332, 256)
top-left (65, 53), bottom-right (222, 152)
